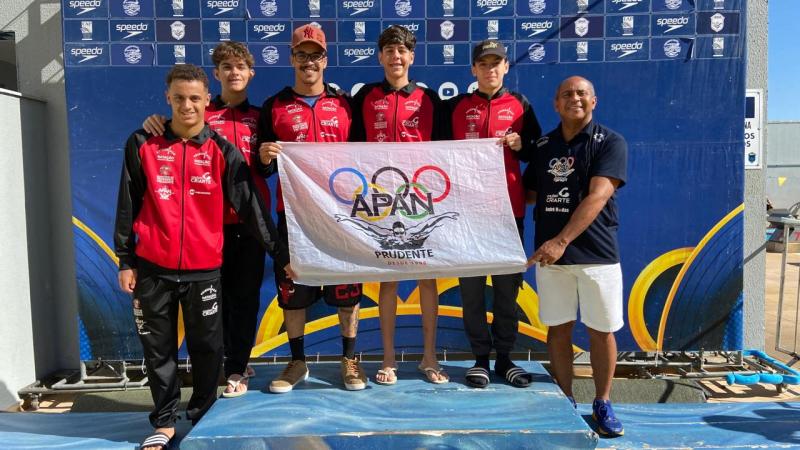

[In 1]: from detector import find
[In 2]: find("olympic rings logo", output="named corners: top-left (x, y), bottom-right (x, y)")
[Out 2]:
top-left (328, 165), bottom-right (451, 221)
top-left (549, 156), bottom-right (574, 170)
top-left (547, 156), bottom-right (575, 178)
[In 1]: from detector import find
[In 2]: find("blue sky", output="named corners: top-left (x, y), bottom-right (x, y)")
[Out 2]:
top-left (769, 2), bottom-right (799, 121)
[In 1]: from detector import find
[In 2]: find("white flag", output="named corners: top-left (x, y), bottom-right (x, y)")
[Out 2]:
top-left (277, 139), bottom-right (527, 285)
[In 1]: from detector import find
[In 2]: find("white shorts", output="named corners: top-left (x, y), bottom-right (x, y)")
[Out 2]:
top-left (535, 263), bottom-right (624, 333)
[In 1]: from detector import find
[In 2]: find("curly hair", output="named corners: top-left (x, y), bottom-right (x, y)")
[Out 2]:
top-left (211, 41), bottom-right (255, 68)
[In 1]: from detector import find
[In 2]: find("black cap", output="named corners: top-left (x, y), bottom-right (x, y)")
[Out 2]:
top-left (472, 39), bottom-right (507, 64)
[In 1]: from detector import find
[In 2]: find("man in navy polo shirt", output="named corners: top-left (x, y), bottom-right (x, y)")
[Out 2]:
top-left (524, 76), bottom-right (627, 437)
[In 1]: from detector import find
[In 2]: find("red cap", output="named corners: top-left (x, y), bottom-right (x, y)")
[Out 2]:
top-left (291, 24), bottom-right (327, 51)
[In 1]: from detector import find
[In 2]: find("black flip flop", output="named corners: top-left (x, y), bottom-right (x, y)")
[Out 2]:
top-left (465, 366), bottom-right (490, 388)
top-left (139, 431), bottom-right (173, 449)
top-left (502, 366), bottom-right (532, 388)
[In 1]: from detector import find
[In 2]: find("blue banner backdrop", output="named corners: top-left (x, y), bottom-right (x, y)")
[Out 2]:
top-left (63, 0), bottom-right (745, 360)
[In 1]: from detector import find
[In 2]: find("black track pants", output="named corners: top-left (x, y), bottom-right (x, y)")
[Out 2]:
top-left (221, 224), bottom-right (266, 377)
top-left (133, 274), bottom-right (223, 428)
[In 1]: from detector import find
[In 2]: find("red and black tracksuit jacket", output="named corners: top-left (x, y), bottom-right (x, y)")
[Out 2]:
top-left (445, 88), bottom-right (541, 218)
top-left (256, 84), bottom-right (353, 212)
top-left (205, 95), bottom-right (271, 222)
top-left (114, 124), bottom-right (288, 279)
top-left (350, 79), bottom-right (446, 143)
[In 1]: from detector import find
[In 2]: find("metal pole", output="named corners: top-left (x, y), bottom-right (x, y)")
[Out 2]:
top-left (773, 217), bottom-right (800, 354)
top-left (794, 237), bottom-right (800, 355)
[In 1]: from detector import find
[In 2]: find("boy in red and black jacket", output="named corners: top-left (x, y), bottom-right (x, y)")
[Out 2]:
top-left (446, 40), bottom-right (541, 389)
top-left (350, 25), bottom-right (449, 385)
top-left (116, 64), bottom-right (291, 450)
top-left (143, 42), bottom-right (269, 397)
top-left (256, 24), bottom-right (367, 394)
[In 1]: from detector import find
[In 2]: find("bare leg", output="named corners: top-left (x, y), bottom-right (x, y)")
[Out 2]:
top-left (547, 321), bottom-right (576, 398)
top-left (377, 282), bottom-right (398, 382)
top-left (418, 279), bottom-right (446, 382)
top-left (283, 308), bottom-right (306, 340)
top-left (587, 327), bottom-right (617, 400)
top-left (338, 304), bottom-right (359, 339)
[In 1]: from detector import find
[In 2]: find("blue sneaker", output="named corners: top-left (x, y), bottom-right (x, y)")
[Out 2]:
top-left (592, 399), bottom-right (624, 437)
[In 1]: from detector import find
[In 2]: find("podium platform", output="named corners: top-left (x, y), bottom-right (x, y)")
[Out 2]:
top-left (2, 363), bottom-right (800, 449)
top-left (181, 360), bottom-right (598, 449)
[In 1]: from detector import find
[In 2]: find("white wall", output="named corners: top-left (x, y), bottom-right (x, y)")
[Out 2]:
top-left (0, 91), bottom-right (40, 409)
top-left (0, 0), bottom-right (80, 405)
top-left (744, 0), bottom-right (768, 350)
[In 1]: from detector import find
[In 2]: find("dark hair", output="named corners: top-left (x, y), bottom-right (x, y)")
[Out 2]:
top-left (378, 25), bottom-right (416, 51)
top-left (165, 64), bottom-right (209, 89)
top-left (211, 41), bottom-right (254, 68)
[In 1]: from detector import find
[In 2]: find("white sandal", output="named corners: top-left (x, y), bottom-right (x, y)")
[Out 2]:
top-left (374, 367), bottom-right (398, 385)
top-left (222, 373), bottom-right (250, 398)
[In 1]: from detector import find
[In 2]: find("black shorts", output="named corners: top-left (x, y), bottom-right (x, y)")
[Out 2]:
top-left (275, 212), bottom-right (362, 310)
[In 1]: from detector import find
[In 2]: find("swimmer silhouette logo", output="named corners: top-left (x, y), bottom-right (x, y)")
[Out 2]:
top-left (328, 165), bottom-right (459, 262)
